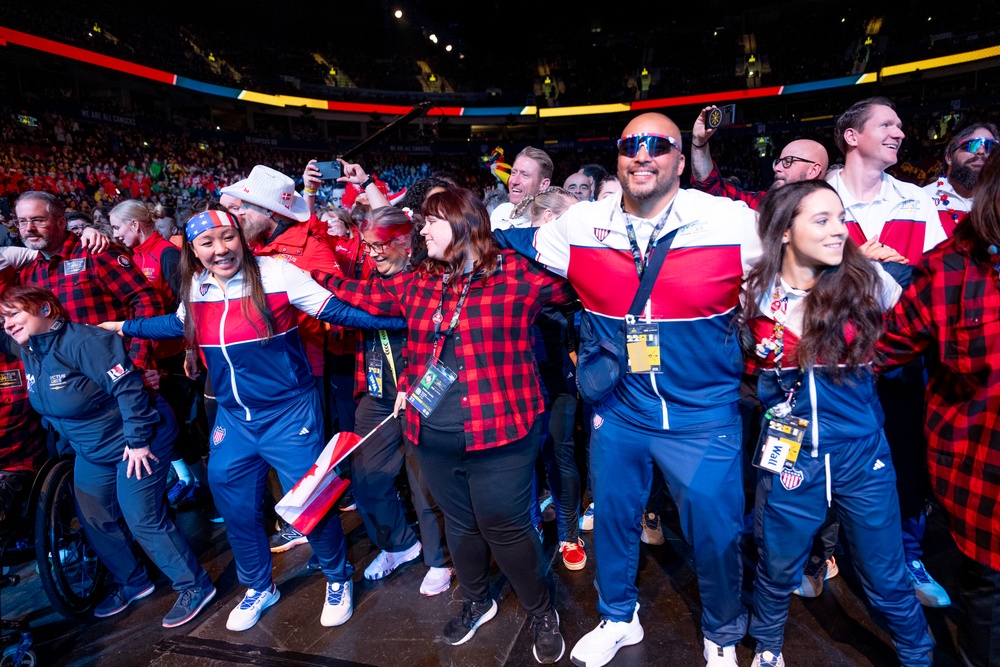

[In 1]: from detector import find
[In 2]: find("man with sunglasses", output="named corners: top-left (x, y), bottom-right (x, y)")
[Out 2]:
top-left (496, 113), bottom-right (760, 667)
top-left (689, 105), bottom-right (829, 209)
top-left (924, 123), bottom-right (998, 236)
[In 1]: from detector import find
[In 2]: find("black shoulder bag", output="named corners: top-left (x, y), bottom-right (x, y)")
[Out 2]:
top-left (575, 228), bottom-right (679, 404)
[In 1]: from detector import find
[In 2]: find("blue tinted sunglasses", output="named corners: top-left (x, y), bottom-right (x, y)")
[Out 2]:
top-left (617, 133), bottom-right (680, 158)
top-left (957, 137), bottom-right (997, 154)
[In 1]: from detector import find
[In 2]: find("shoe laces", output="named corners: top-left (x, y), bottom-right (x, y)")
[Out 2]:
top-left (644, 513), bottom-right (660, 530)
top-left (177, 587), bottom-right (200, 606)
top-left (907, 560), bottom-right (932, 585)
top-left (239, 586), bottom-right (270, 610)
top-left (533, 610), bottom-right (557, 632)
top-left (326, 582), bottom-right (347, 605)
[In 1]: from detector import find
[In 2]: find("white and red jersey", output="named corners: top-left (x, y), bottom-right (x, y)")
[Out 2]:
top-left (827, 170), bottom-right (947, 264)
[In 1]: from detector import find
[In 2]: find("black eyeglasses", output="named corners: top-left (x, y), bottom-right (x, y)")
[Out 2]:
top-left (617, 133), bottom-right (680, 159)
top-left (957, 137), bottom-right (997, 155)
top-left (773, 156), bottom-right (818, 169)
top-left (361, 239), bottom-right (394, 255)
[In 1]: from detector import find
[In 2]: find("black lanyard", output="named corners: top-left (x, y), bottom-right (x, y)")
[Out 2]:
top-left (431, 273), bottom-right (473, 358)
top-left (621, 201), bottom-right (675, 279)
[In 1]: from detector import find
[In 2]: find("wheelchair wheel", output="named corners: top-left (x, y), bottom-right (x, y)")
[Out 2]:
top-left (34, 459), bottom-right (106, 619)
top-left (0, 646), bottom-right (37, 667)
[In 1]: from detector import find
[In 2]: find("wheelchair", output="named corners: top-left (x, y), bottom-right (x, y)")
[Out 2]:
top-left (0, 457), bottom-right (107, 667)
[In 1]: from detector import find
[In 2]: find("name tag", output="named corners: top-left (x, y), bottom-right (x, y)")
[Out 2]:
top-left (407, 358), bottom-right (458, 418)
top-left (626, 322), bottom-right (661, 373)
top-left (753, 414), bottom-right (807, 473)
top-left (63, 258), bottom-right (87, 275)
top-left (366, 351), bottom-right (383, 398)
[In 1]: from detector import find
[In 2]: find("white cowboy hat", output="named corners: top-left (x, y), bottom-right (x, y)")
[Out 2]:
top-left (221, 165), bottom-right (310, 222)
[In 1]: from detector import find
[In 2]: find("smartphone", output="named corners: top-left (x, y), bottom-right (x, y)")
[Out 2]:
top-left (707, 104), bottom-right (737, 129)
top-left (314, 160), bottom-right (342, 181)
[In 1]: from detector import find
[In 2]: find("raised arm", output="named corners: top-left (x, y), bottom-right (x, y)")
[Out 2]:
top-left (690, 106), bottom-right (719, 183)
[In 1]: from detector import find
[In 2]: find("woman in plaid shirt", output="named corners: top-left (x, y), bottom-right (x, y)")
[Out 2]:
top-left (881, 149), bottom-right (1000, 667)
top-left (317, 188), bottom-right (575, 664)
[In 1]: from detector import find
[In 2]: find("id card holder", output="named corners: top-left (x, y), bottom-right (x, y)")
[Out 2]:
top-left (753, 414), bottom-right (808, 473)
top-left (366, 350), bottom-right (383, 398)
top-left (407, 357), bottom-right (458, 418)
top-left (625, 322), bottom-right (661, 373)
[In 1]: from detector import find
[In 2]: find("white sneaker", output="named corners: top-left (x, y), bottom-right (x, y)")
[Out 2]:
top-left (569, 604), bottom-right (643, 667)
top-left (704, 637), bottom-right (739, 666)
top-left (579, 503), bottom-right (595, 532)
top-left (419, 566), bottom-right (454, 596)
top-left (906, 559), bottom-right (952, 607)
top-left (751, 650), bottom-right (786, 667)
top-left (226, 584), bottom-right (280, 631)
top-left (321, 579), bottom-right (353, 627)
top-left (364, 541), bottom-right (422, 580)
top-left (640, 511), bottom-right (665, 545)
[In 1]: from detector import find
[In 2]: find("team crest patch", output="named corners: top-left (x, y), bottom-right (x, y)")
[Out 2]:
top-left (200, 283), bottom-right (210, 296)
top-left (213, 426), bottom-right (227, 445)
top-left (117, 255), bottom-right (132, 268)
top-left (593, 228), bottom-right (611, 242)
top-left (593, 413), bottom-right (604, 430)
top-left (779, 467), bottom-right (804, 491)
top-left (25, 373), bottom-right (35, 392)
top-left (106, 364), bottom-right (128, 382)
top-left (0, 369), bottom-right (22, 389)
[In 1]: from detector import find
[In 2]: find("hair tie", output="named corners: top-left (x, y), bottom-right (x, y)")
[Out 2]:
top-left (401, 207), bottom-right (414, 221)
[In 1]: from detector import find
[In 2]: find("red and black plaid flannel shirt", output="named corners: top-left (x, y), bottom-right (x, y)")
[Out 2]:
top-left (880, 237), bottom-right (1000, 570)
top-left (19, 233), bottom-right (164, 371)
top-left (690, 162), bottom-right (767, 210)
top-left (317, 250), bottom-right (576, 451)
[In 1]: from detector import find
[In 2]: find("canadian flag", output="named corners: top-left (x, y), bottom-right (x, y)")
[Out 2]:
top-left (275, 415), bottom-right (394, 534)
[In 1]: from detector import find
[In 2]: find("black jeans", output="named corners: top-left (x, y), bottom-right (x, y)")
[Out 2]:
top-left (415, 422), bottom-right (550, 616)
top-left (958, 552), bottom-right (1000, 667)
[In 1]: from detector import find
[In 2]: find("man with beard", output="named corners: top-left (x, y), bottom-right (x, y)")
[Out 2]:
top-left (497, 112), bottom-right (760, 667)
top-left (489, 147), bottom-right (553, 230)
top-left (924, 122), bottom-right (998, 236)
top-left (689, 105), bottom-right (829, 209)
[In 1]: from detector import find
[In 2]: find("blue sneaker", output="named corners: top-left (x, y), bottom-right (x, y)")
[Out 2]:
top-left (167, 479), bottom-right (190, 506)
top-left (906, 560), bottom-right (951, 607)
top-left (94, 581), bottom-right (155, 618)
top-left (579, 503), bottom-right (595, 532)
top-left (162, 584), bottom-right (216, 628)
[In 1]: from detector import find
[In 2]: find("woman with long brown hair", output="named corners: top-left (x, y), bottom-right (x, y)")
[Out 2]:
top-left (739, 180), bottom-right (933, 667)
top-left (101, 208), bottom-right (403, 633)
top-left (881, 148), bottom-right (1000, 667)
top-left (315, 188), bottom-right (574, 664)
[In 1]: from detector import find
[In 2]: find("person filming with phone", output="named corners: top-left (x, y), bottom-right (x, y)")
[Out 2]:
top-left (689, 105), bottom-right (829, 210)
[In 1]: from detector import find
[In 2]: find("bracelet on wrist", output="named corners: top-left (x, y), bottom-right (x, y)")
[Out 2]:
top-left (359, 176), bottom-right (375, 190)
top-left (690, 140), bottom-right (707, 148)
top-left (303, 187), bottom-right (318, 196)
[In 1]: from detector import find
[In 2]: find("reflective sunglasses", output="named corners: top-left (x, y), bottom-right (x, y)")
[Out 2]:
top-left (617, 133), bottom-right (680, 158)
top-left (773, 156), bottom-right (818, 169)
top-left (957, 137), bottom-right (997, 155)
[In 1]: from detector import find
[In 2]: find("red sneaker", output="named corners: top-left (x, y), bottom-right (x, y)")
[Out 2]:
top-left (560, 539), bottom-right (587, 571)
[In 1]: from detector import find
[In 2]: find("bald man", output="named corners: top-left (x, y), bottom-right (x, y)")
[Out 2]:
top-left (689, 105), bottom-right (829, 210)
top-left (496, 112), bottom-right (760, 667)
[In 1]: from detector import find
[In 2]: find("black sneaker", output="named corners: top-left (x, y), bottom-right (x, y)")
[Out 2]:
top-left (162, 583), bottom-right (216, 628)
top-left (442, 598), bottom-right (497, 645)
top-left (532, 608), bottom-right (565, 664)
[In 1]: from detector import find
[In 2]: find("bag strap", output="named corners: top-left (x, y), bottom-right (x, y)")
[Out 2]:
top-left (627, 227), bottom-right (679, 316)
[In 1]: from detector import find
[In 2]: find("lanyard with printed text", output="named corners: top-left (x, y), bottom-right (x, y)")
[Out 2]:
top-left (378, 329), bottom-right (397, 385)
top-left (621, 201), bottom-right (674, 279)
top-left (430, 273), bottom-right (473, 360)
